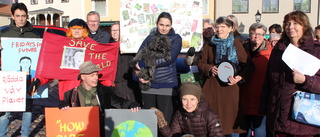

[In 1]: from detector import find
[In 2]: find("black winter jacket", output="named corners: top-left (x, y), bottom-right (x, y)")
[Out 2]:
top-left (88, 28), bottom-right (110, 44)
top-left (0, 21), bottom-right (39, 38)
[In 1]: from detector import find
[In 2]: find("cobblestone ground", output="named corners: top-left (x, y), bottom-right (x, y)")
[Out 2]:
top-left (5, 113), bottom-right (46, 137)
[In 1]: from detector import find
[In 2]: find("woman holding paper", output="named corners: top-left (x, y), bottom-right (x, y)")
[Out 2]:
top-left (260, 11), bottom-right (320, 136)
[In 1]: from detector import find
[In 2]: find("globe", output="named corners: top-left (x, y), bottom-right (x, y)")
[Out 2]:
top-left (111, 120), bottom-right (153, 137)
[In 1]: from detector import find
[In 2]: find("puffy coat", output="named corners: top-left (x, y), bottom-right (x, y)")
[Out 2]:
top-left (260, 37), bottom-right (320, 135)
top-left (137, 28), bottom-right (182, 88)
top-left (160, 100), bottom-right (223, 137)
top-left (0, 21), bottom-right (39, 38)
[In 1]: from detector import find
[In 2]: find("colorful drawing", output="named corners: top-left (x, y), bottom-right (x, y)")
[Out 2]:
top-left (135, 3), bottom-right (142, 10)
top-left (122, 10), bottom-right (130, 20)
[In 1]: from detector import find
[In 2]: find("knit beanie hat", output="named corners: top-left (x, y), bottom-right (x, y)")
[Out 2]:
top-left (179, 82), bottom-right (202, 101)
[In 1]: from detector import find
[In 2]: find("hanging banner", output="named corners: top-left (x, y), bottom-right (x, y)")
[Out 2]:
top-left (45, 106), bottom-right (100, 137)
top-left (35, 32), bottom-right (119, 81)
top-left (0, 71), bottom-right (26, 112)
top-left (120, 0), bottom-right (203, 53)
top-left (105, 109), bottom-right (157, 137)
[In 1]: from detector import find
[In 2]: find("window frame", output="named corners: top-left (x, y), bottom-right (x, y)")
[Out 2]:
top-left (61, 0), bottom-right (69, 3)
top-left (62, 16), bottom-right (70, 28)
top-left (262, 0), bottom-right (279, 13)
top-left (232, 0), bottom-right (249, 13)
top-left (202, 0), bottom-right (209, 15)
top-left (46, 0), bottom-right (53, 4)
top-left (31, 0), bottom-right (38, 5)
top-left (92, 0), bottom-right (108, 17)
top-left (294, 0), bottom-right (311, 13)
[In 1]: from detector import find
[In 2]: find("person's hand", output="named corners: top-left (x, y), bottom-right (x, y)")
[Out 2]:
top-left (211, 66), bottom-right (218, 76)
top-left (27, 78), bottom-right (41, 92)
top-left (187, 47), bottom-right (195, 56)
top-left (150, 107), bottom-right (167, 128)
top-left (139, 78), bottom-right (150, 84)
top-left (129, 102), bottom-right (141, 112)
top-left (293, 68), bottom-right (306, 84)
top-left (228, 75), bottom-right (242, 85)
top-left (60, 106), bottom-right (70, 111)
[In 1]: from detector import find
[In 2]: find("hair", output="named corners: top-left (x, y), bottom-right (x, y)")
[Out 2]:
top-left (249, 23), bottom-right (267, 35)
top-left (215, 16), bottom-right (234, 29)
top-left (11, 2), bottom-right (28, 15)
top-left (203, 18), bottom-right (214, 27)
top-left (87, 11), bottom-right (100, 21)
top-left (281, 10), bottom-right (313, 45)
top-left (66, 26), bottom-right (88, 39)
top-left (156, 12), bottom-right (172, 25)
top-left (315, 25), bottom-right (320, 30)
top-left (19, 56), bottom-right (32, 72)
top-left (268, 24), bottom-right (282, 34)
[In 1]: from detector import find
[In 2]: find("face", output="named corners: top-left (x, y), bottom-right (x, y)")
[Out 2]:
top-left (270, 28), bottom-right (278, 34)
top-left (157, 18), bottom-right (172, 35)
top-left (214, 23), bottom-right (233, 39)
top-left (81, 72), bottom-right (99, 90)
top-left (285, 20), bottom-right (304, 41)
top-left (71, 27), bottom-right (84, 39)
top-left (181, 95), bottom-right (199, 113)
top-left (87, 14), bottom-right (100, 32)
top-left (73, 51), bottom-right (84, 67)
top-left (315, 29), bottom-right (320, 42)
top-left (111, 24), bottom-right (120, 41)
top-left (249, 28), bottom-right (265, 46)
top-left (269, 36), bottom-right (280, 48)
top-left (20, 59), bottom-right (31, 71)
top-left (11, 9), bottom-right (28, 27)
top-left (203, 22), bottom-right (214, 31)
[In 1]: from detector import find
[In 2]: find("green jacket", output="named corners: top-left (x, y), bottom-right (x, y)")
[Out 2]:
top-left (0, 21), bottom-right (39, 38)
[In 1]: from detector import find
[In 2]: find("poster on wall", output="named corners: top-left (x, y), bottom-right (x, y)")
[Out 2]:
top-left (1, 37), bottom-right (48, 98)
top-left (105, 109), bottom-right (157, 137)
top-left (0, 71), bottom-right (26, 111)
top-left (120, 0), bottom-right (203, 53)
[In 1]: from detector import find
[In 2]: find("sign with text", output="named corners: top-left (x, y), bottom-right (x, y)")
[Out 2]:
top-left (45, 106), bottom-right (100, 137)
top-left (105, 109), bottom-right (157, 137)
top-left (0, 71), bottom-right (26, 111)
top-left (120, 0), bottom-right (203, 53)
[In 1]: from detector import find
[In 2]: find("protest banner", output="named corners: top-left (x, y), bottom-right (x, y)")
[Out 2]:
top-left (120, 0), bottom-right (203, 53)
top-left (45, 106), bottom-right (100, 137)
top-left (1, 37), bottom-right (47, 98)
top-left (105, 109), bottom-right (157, 137)
top-left (36, 32), bottom-right (119, 81)
top-left (0, 71), bottom-right (26, 111)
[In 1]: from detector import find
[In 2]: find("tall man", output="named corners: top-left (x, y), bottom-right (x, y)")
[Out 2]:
top-left (0, 2), bottom-right (40, 137)
top-left (86, 11), bottom-right (110, 44)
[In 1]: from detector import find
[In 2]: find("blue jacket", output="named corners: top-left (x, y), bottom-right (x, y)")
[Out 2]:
top-left (138, 28), bottom-right (182, 88)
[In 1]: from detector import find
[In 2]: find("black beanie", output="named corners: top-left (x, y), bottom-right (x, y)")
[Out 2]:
top-left (68, 18), bottom-right (88, 29)
top-left (179, 82), bottom-right (202, 101)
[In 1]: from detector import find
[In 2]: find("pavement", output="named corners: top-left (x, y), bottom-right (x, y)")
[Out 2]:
top-left (5, 113), bottom-right (46, 137)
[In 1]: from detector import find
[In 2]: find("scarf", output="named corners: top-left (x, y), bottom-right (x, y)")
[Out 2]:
top-left (78, 84), bottom-right (97, 106)
top-left (211, 33), bottom-right (238, 65)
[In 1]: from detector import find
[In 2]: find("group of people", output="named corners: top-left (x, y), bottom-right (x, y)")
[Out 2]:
top-left (1, 2), bottom-right (320, 137)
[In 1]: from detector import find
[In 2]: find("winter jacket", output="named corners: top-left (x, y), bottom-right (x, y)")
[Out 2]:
top-left (260, 37), bottom-right (320, 135)
top-left (0, 21), bottom-right (39, 38)
top-left (88, 28), bottom-right (110, 44)
top-left (159, 100), bottom-right (223, 137)
top-left (137, 28), bottom-right (182, 88)
top-left (240, 39), bottom-right (272, 116)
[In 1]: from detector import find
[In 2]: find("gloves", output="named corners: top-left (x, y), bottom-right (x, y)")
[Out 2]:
top-left (129, 102), bottom-right (141, 109)
top-left (150, 107), bottom-right (167, 128)
top-left (187, 47), bottom-right (195, 56)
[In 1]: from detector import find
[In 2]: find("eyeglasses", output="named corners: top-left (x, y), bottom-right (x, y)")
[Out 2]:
top-left (250, 33), bottom-right (265, 37)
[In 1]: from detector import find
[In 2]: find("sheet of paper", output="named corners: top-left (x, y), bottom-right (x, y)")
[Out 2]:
top-left (282, 43), bottom-right (320, 76)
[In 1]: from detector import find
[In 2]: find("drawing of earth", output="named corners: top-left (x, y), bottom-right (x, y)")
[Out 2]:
top-left (111, 120), bottom-right (153, 137)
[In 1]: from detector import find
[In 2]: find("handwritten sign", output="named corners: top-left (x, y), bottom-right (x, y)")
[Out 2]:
top-left (0, 71), bottom-right (26, 111)
top-left (45, 107), bottom-right (100, 137)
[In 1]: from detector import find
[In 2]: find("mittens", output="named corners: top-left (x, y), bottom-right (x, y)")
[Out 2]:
top-left (150, 107), bottom-right (167, 128)
top-left (187, 47), bottom-right (195, 56)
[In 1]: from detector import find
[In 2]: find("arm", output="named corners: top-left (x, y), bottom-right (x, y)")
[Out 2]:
top-left (108, 86), bottom-right (140, 109)
top-left (206, 110), bottom-right (223, 137)
top-left (197, 44), bottom-right (215, 78)
top-left (154, 34), bottom-right (182, 67)
top-left (156, 109), bottom-right (182, 137)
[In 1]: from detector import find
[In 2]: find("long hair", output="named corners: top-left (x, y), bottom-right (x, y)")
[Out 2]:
top-left (281, 10), bottom-right (313, 45)
top-left (19, 56), bottom-right (32, 72)
top-left (66, 26), bottom-right (88, 39)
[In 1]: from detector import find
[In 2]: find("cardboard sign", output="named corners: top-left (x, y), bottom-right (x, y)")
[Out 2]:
top-left (45, 106), bottom-right (100, 137)
top-left (0, 71), bottom-right (26, 111)
top-left (105, 109), bottom-right (157, 137)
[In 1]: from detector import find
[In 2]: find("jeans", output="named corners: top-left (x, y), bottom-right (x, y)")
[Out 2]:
top-left (225, 133), bottom-right (240, 137)
top-left (0, 112), bottom-right (32, 137)
top-left (243, 115), bottom-right (266, 137)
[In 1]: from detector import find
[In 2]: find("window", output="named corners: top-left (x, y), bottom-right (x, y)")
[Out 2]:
top-left (46, 0), bottom-right (53, 4)
top-left (62, 16), bottom-right (69, 28)
top-left (92, 0), bottom-right (107, 17)
top-left (232, 0), bottom-right (248, 13)
top-left (262, 0), bottom-right (279, 13)
top-left (61, 0), bottom-right (69, 3)
top-left (294, 0), bottom-right (311, 12)
top-left (31, 0), bottom-right (38, 5)
top-left (202, 0), bottom-right (209, 15)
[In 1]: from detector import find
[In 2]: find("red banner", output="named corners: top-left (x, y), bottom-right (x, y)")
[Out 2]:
top-left (36, 32), bottom-right (119, 81)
